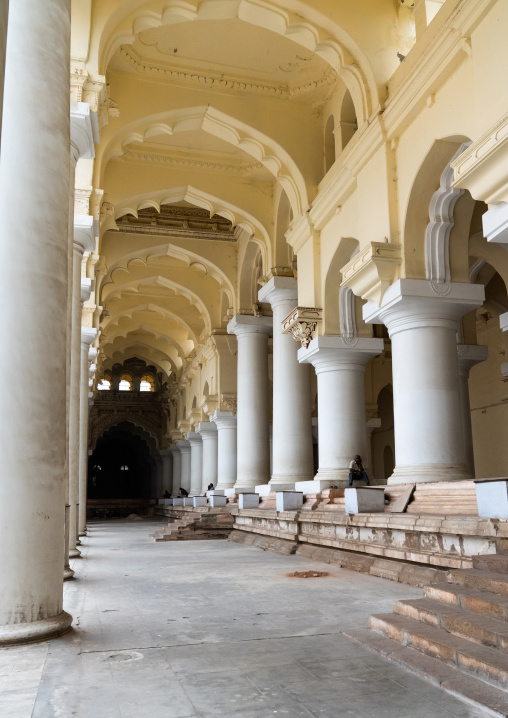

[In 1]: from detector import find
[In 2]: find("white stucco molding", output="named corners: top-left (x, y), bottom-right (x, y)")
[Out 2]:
top-left (74, 214), bottom-right (95, 255)
top-left (340, 242), bottom-right (402, 307)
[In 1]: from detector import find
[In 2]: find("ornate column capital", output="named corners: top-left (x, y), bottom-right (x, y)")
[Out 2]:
top-left (212, 410), bottom-right (237, 429)
top-left (186, 432), bottom-right (202, 446)
top-left (196, 421), bottom-right (218, 438)
top-left (363, 279), bottom-right (485, 335)
top-left (80, 278), bottom-right (92, 305)
top-left (70, 102), bottom-right (98, 162)
top-left (341, 242), bottom-right (402, 307)
top-left (227, 313), bottom-right (272, 337)
top-left (282, 307), bottom-right (323, 348)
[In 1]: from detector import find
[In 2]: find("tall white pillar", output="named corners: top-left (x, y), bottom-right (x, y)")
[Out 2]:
top-left (197, 422), bottom-right (218, 493)
top-left (160, 450), bottom-right (173, 495)
top-left (364, 279), bottom-right (484, 484)
top-left (79, 330), bottom-right (97, 536)
top-left (299, 337), bottom-right (383, 487)
top-left (457, 344), bottom-right (488, 476)
top-left (227, 315), bottom-right (272, 490)
top-left (187, 433), bottom-right (203, 496)
top-left (69, 218), bottom-right (94, 558)
top-left (170, 445), bottom-right (181, 496)
top-left (259, 277), bottom-right (314, 486)
top-left (0, 0), bottom-right (73, 643)
top-left (213, 412), bottom-right (237, 491)
top-left (177, 440), bottom-right (192, 494)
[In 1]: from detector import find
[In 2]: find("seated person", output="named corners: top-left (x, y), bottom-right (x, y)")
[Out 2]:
top-left (179, 487), bottom-right (189, 497)
top-left (163, 490), bottom-right (171, 498)
top-left (207, 483), bottom-right (214, 491)
top-left (349, 455), bottom-right (370, 486)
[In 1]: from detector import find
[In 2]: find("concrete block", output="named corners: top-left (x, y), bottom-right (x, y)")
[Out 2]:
top-left (345, 487), bottom-right (385, 514)
top-left (210, 495), bottom-right (227, 507)
top-left (276, 491), bottom-right (303, 512)
top-left (239, 493), bottom-right (260, 509)
top-left (295, 480), bottom-right (333, 495)
top-left (183, 497), bottom-right (194, 506)
top-left (164, 499), bottom-right (173, 506)
top-left (193, 496), bottom-right (208, 507)
top-left (475, 479), bottom-right (508, 519)
top-left (173, 498), bottom-right (184, 506)
top-left (209, 490), bottom-right (225, 496)
top-left (256, 483), bottom-right (294, 496)
top-left (158, 499), bottom-right (164, 505)
top-left (224, 488), bottom-right (236, 499)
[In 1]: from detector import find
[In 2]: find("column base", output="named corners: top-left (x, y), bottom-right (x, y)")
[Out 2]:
top-left (270, 473), bottom-right (314, 486)
top-left (69, 548), bottom-right (81, 559)
top-left (78, 531), bottom-right (87, 537)
top-left (315, 467), bottom-right (350, 483)
top-left (215, 483), bottom-right (236, 491)
top-left (294, 479), bottom-right (335, 495)
top-left (234, 482), bottom-right (268, 493)
top-left (76, 539), bottom-right (81, 545)
top-left (387, 463), bottom-right (472, 485)
top-left (0, 610), bottom-right (73, 646)
top-left (64, 567), bottom-right (75, 581)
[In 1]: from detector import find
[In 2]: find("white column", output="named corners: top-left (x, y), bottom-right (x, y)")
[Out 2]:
top-left (170, 445), bottom-right (182, 497)
top-left (197, 422), bottom-right (218, 493)
top-left (259, 277), bottom-right (314, 486)
top-left (78, 330), bottom-right (97, 536)
top-left (364, 279), bottom-right (484, 484)
top-left (187, 433), bottom-right (203, 496)
top-left (227, 315), bottom-right (272, 490)
top-left (160, 450), bottom-right (173, 495)
top-left (0, 0), bottom-right (73, 643)
top-left (457, 344), bottom-right (488, 476)
top-left (68, 219), bottom-right (94, 558)
top-left (299, 337), bottom-right (383, 487)
top-left (177, 440), bottom-right (192, 494)
top-left (213, 412), bottom-right (237, 491)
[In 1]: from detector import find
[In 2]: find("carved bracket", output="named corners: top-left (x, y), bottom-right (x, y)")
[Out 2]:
top-left (282, 307), bottom-right (323, 348)
top-left (340, 242), bottom-right (401, 306)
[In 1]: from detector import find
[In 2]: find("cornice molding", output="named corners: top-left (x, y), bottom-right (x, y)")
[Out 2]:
top-left (121, 149), bottom-right (263, 176)
top-left (118, 46), bottom-right (337, 100)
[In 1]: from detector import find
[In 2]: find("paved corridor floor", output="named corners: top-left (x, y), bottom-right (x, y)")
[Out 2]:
top-left (0, 519), bottom-right (489, 718)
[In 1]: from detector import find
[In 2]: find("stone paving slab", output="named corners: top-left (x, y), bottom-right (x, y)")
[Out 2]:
top-left (0, 519), bottom-right (492, 718)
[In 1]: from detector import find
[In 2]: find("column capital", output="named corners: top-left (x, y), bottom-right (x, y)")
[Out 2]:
top-left (74, 215), bottom-right (95, 255)
top-left (298, 336), bottom-right (383, 373)
top-left (212, 410), bottom-right (237, 429)
top-left (70, 102), bottom-right (99, 163)
top-left (80, 327), bottom-right (97, 350)
top-left (258, 276), bottom-right (297, 309)
top-left (457, 344), bottom-right (488, 376)
top-left (177, 440), bottom-right (191, 453)
top-left (88, 347), bottom-right (98, 362)
top-left (186, 432), bottom-right (202, 445)
top-left (169, 444), bottom-right (181, 455)
top-left (363, 279), bottom-right (485, 335)
top-left (80, 278), bottom-right (92, 304)
top-left (196, 422), bottom-right (218, 438)
top-left (159, 449), bottom-right (172, 457)
top-left (227, 313), bottom-right (272, 337)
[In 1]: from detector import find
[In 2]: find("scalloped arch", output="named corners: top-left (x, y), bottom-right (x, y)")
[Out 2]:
top-left (103, 303), bottom-right (199, 346)
top-left (96, 0), bottom-right (376, 118)
top-left (112, 185), bottom-right (270, 271)
top-left (99, 107), bottom-right (308, 216)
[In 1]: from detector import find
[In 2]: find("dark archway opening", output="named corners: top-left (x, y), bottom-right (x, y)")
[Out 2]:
top-left (88, 427), bottom-right (153, 500)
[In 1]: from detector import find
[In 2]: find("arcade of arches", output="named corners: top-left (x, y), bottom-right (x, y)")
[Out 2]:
top-left (2, 0), bottom-right (508, 666)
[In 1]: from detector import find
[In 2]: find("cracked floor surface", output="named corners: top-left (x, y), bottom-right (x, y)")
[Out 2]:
top-left (0, 519), bottom-right (489, 718)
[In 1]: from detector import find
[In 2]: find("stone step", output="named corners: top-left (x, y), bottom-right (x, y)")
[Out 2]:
top-left (425, 584), bottom-right (508, 622)
top-left (369, 612), bottom-right (508, 689)
top-left (474, 555), bottom-right (508, 573)
top-left (451, 569), bottom-right (508, 596)
top-left (394, 598), bottom-right (508, 652)
top-left (344, 628), bottom-right (508, 718)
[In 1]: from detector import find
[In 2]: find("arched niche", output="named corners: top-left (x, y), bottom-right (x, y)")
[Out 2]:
top-left (339, 90), bottom-right (357, 150)
top-left (403, 135), bottom-right (471, 281)
top-left (371, 384), bottom-right (395, 482)
top-left (324, 114), bottom-right (336, 175)
top-left (274, 189), bottom-right (293, 270)
top-left (323, 236), bottom-right (360, 335)
top-left (239, 241), bottom-right (264, 312)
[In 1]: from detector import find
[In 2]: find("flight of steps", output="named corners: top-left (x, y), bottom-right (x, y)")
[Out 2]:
top-left (151, 517), bottom-right (197, 541)
top-left (345, 552), bottom-right (508, 717)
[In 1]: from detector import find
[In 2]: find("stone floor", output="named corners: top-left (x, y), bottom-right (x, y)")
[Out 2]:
top-left (0, 519), bottom-right (491, 718)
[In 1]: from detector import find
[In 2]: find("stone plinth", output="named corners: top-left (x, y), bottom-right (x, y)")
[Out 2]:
top-left (345, 487), bottom-right (385, 514)
top-left (276, 492), bottom-right (303, 512)
top-left (210, 496), bottom-right (228, 507)
top-left (164, 499), bottom-right (173, 506)
top-left (193, 497), bottom-right (208, 508)
top-left (239, 493), bottom-right (260, 509)
top-left (475, 479), bottom-right (508, 519)
top-left (183, 498), bottom-right (194, 506)
top-left (295, 480), bottom-right (334, 495)
top-left (256, 483), bottom-right (294, 496)
top-left (173, 498), bottom-right (184, 506)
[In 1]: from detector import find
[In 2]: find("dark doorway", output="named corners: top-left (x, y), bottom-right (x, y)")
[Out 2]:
top-left (88, 427), bottom-right (152, 499)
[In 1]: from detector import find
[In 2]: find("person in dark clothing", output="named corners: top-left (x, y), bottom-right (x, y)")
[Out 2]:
top-left (179, 487), bottom-right (189, 497)
top-left (348, 455), bottom-right (370, 486)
